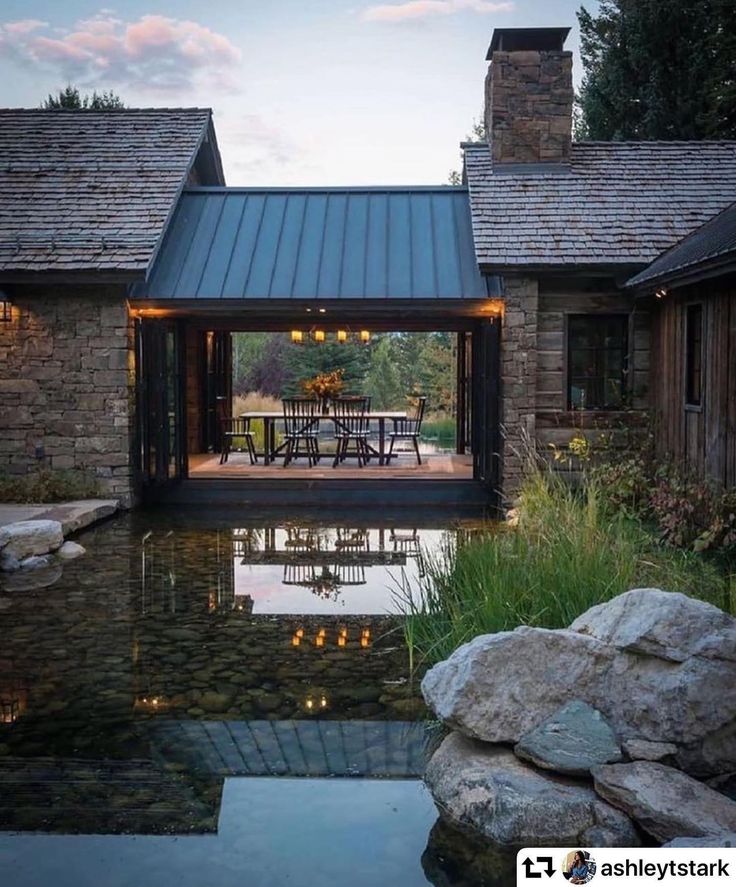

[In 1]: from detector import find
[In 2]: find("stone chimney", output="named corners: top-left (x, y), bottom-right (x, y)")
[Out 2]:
top-left (484, 27), bottom-right (573, 167)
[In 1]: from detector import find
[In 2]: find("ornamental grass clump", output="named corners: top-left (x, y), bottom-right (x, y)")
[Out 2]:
top-left (397, 468), bottom-right (726, 668)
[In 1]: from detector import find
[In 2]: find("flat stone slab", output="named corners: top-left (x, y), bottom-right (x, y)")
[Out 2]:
top-left (0, 499), bottom-right (118, 537)
top-left (515, 700), bottom-right (622, 775)
top-left (593, 761), bottom-right (736, 843)
top-left (425, 732), bottom-right (639, 848)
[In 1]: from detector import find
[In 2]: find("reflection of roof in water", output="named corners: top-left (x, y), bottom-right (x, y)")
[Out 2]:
top-left (151, 719), bottom-right (433, 778)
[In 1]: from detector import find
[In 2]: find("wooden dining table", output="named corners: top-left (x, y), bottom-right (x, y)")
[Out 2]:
top-left (239, 410), bottom-right (407, 466)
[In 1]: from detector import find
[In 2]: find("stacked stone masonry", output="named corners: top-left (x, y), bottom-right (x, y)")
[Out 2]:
top-left (486, 49), bottom-right (573, 165)
top-left (500, 277), bottom-right (539, 499)
top-left (0, 289), bottom-right (135, 505)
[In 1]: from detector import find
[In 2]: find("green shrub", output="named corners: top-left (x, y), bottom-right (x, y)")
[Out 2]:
top-left (0, 468), bottom-right (101, 503)
top-left (397, 469), bottom-right (726, 667)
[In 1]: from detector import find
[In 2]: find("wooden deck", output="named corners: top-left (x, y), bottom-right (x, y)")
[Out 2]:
top-left (147, 453), bottom-right (494, 509)
top-left (188, 452), bottom-right (474, 479)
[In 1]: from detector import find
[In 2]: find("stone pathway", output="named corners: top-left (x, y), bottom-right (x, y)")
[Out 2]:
top-left (0, 499), bottom-right (118, 536)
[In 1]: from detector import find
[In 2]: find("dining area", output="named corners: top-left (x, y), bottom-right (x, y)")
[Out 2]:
top-left (219, 393), bottom-right (428, 470)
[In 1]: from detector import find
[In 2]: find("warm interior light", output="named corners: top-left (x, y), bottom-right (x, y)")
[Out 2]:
top-left (0, 294), bottom-right (11, 324)
top-left (291, 329), bottom-right (304, 344)
top-left (360, 330), bottom-right (370, 344)
top-left (656, 288), bottom-right (668, 299)
top-left (337, 635), bottom-right (347, 647)
top-left (292, 634), bottom-right (301, 647)
top-left (314, 329), bottom-right (326, 343)
top-left (315, 634), bottom-right (325, 647)
top-left (296, 628), bottom-right (304, 638)
top-left (336, 329), bottom-right (348, 344)
top-left (318, 307), bottom-right (327, 314)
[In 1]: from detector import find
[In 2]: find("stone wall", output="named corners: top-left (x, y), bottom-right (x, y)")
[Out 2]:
top-left (0, 288), bottom-right (136, 505)
top-left (500, 277), bottom-right (538, 501)
top-left (486, 49), bottom-right (573, 165)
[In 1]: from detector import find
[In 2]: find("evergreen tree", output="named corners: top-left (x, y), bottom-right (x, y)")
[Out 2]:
top-left (283, 338), bottom-right (371, 396)
top-left (577, 0), bottom-right (736, 140)
top-left (43, 86), bottom-right (126, 110)
top-left (364, 336), bottom-right (403, 409)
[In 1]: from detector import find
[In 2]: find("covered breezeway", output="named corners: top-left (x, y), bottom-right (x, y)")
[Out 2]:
top-left (129, 186), bottom-right (503, 507)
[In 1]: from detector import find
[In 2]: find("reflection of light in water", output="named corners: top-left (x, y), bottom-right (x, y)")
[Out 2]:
top-left (0, 698), bottom-right (20, 724)
top-left (304, 693), bottom-right (329, 714)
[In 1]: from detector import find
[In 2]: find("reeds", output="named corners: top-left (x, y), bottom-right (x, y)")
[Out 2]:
top-left (397, 468), bottom-right (726, 668)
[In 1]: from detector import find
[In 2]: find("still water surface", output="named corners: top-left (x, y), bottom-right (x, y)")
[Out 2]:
top-left (0, 508), bottom-right (513, 885)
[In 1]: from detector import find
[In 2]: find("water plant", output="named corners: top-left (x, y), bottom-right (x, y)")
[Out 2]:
top-left (397, 468), bottom-right (727, 668)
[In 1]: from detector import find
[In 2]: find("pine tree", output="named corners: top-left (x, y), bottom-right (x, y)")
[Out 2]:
top-left (577, 0), bottom-right (736, 140)
top-left (43, 87), bottom-right (125, 110)
top-left (365, 337), bottom-right (403, 409)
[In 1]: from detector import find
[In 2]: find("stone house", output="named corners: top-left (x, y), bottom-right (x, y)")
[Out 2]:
top-left (1, 26), bottom-right (735, 508)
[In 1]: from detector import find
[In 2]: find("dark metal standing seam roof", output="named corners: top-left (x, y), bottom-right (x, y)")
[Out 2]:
top-left (627, 200), bottom-right (736, 288)
top-left (133, 186), bottom-right (499, 300)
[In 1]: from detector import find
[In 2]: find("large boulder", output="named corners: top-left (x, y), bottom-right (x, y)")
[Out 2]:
top-left (514, 700), bottom-right (622, 776)
top-left (664, 835), bottom-right (736, 848)
top-left (0, 520), bottom-right (63, 567)
top-left (421, 626), bottom-right (613, 743)
top-left (425, 732), bottom-right (640, 848)
top-left (571, 589), bottom-right (736, 663)
top-left (593, 761), bottom-right (736, 843)
top-left (421, 590), bottom-right (736, 776)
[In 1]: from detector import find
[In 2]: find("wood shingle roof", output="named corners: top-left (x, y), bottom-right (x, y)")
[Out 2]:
top-left (464, 141), bottom-right (736, 272)
top-left (0, 108), bottom-right (220, 277)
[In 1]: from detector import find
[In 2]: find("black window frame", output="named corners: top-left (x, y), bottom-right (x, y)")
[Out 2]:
top-left (566, 313), bottom-right (630, 411)
top-left (685, 302), bottom-right (703, 409)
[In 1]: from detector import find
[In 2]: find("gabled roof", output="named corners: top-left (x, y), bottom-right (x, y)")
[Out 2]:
top-left (627, 200), bottom-right (736, 289)
top-left (133, 186), bottom-right (499, 300)
top-left (0, 108), bottom-right (224, 278)
top-left (464, 141), bottom-right (736, 272)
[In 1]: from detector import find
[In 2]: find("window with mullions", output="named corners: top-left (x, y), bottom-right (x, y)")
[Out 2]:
top-left (685, 303), bottom-right (703, 407)
top-left (567, 315), bottom-right (629, 410)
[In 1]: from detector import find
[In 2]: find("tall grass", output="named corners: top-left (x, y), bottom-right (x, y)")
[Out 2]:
top-left (398, 469), bottom-right (726, 667)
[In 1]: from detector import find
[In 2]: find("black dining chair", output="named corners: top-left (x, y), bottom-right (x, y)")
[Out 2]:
top-left (386, 396), bottom-right (427, 465)
top-left (220, 416), bottom-right (258, 465)
top-left (282, 397), bottom-right (321, 467)
top-left (332, 396), bottom-right (371, 468)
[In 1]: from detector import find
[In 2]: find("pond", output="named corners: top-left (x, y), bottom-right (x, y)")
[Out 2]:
top-left (0, 507), bottom-right (515, 886)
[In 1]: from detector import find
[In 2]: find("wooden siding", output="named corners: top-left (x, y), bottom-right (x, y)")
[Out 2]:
top-left (650, 277), bottom-right (736, 487)
top-left (535, 286), bottom-right (650, 453)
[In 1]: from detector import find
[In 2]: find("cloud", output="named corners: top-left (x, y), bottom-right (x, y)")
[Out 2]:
top-left (361, 0), bottom-right (513, 23)
top-left (3, 19), bottom-right (47, 35)
top-left (0, 12), bottom-right (242, 94)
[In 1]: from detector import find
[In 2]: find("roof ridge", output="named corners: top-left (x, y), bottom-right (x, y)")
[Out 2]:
top-left (0, 107), bottom-right (213, 114)
top-left (184, 185), bottom-right (467, 194)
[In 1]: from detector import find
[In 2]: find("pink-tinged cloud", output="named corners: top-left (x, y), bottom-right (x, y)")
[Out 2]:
top-left (3, 19), bottom-right (47, 35)
top-left (362, 0), bottom-right (514, 22)
top-left (0, 13), bottom-right (242, 94)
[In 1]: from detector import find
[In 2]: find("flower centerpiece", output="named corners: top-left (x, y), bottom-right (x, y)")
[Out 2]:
top-left (302, 369), bottom-right (345, 413)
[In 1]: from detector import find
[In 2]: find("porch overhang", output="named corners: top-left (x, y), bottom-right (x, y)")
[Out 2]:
top-left (131, 186), bottom-right (500, 303)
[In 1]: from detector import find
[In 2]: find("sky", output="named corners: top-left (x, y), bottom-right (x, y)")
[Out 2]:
top-left (0, 0), bottom-right (596, 186)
